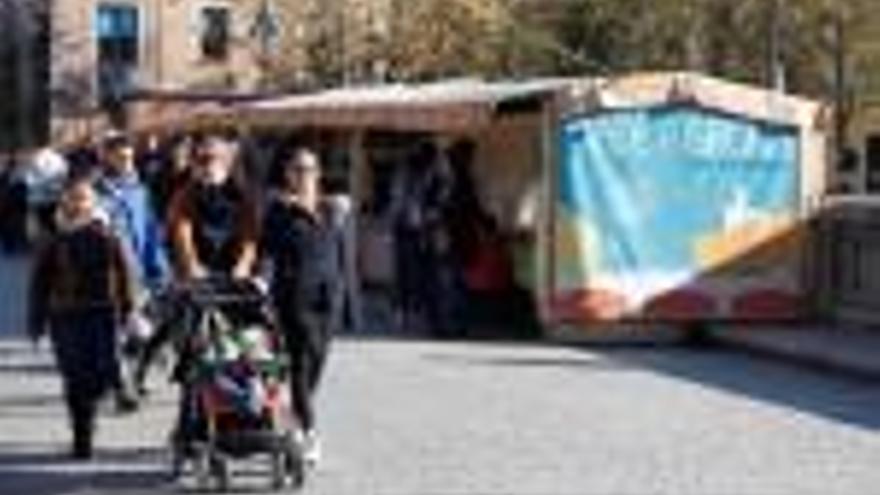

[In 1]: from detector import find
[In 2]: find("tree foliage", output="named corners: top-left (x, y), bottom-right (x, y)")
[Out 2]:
top-left (264, 0), bottom-right (880, 104)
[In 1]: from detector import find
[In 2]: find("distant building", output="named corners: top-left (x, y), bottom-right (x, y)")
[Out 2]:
top-left (0, 0), bottom-right (318, 148)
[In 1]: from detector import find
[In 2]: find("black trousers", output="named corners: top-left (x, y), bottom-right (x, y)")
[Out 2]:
top-left (49, 310), bottom-right (120, 454)
top-left (278, 305), bottom-right (331, 432)
top-left (65, 393), bottom-right (97, 455)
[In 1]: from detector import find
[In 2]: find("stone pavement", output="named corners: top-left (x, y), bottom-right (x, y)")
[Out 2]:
top-left (0, 254), bottom-right (29, 339)
top-left (3, 252), bottom-right (880, 493)
top-left (714, 325), bottom-right (880, 380)
top-left (2, 335), bottom-right (880, 494)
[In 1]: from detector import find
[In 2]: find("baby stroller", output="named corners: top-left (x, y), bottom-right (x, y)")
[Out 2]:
top-left (169, 278), bottom-right (304, 491)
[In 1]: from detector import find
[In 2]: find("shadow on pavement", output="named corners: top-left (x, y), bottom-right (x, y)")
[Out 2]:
top-left (0, 392), bottom-right (60, 410)
top-left (418, 338), bottom-right (880, 432)
top-left (582, 344), bottom-right (880, 432)
top-left (0, 445), bottom-right (170, 495)
top-left (422, 352), bottom-right (637, 371)
top-left (0, 361), bottom-right (56, 375)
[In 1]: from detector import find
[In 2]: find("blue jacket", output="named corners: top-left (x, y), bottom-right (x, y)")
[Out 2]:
top-left (96, 172), bottom-right (170, 291)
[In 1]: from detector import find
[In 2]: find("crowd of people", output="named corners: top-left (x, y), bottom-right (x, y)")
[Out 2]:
top-left (0, 127), bottom-right (537, 463)
top-left (383, 138), bottom-right (535, 340)
top-left (12, 130), bottom-right (348, 464)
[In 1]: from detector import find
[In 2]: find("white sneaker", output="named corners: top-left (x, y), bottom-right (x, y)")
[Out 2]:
top-left (302, 430), bottom-right (322, 467)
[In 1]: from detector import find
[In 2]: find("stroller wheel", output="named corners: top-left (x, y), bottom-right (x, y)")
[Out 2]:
top-left (193, 445), bottom-right (213, 491)
top-left (285, 439), bottom-right (306, 489)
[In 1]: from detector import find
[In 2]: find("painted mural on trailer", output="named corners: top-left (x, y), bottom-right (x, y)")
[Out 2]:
top-left (553, 106), bottom-right (804, 322)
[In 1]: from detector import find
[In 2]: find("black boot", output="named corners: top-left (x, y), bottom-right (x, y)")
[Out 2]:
top-left (72, 433), bottom-right (93, 460)
top-left (71, 402), bottom-right (95, 460)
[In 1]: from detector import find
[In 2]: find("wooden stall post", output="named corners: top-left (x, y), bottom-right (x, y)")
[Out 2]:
top-left (537, 94), bottom-right (559, 328)
top-left (346, 129), bottom-right (367, 334)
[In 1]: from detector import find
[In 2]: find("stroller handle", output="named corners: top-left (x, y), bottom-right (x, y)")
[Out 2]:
top-left (168, 276), bottom-right (270, 306)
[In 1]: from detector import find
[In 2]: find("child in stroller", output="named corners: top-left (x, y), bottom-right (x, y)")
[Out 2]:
top-left (169, 278), bottom-right (304, 491)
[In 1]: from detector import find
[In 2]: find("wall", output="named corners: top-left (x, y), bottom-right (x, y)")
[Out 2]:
top-left (817, 198), bottom-right (880, 327)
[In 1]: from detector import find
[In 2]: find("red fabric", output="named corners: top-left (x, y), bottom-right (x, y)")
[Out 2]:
top-left (465, 240), bottom-right (512, 292)
top-left (732, 290), bottom-right (800, 319)
top-left (644, 290), bottom-right (718, 320)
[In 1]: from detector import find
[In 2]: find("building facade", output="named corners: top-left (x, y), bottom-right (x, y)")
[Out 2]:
top-left (52, 0), bottom-right (290, 140)
top-left (0, 0), bottom-right (318, 148)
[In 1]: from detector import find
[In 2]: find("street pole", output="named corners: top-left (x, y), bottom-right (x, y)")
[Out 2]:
top-left (337, 0), bottom-right (348, 87)
top-left (831, 5), bottom-right (848, 180)
top-left (767, 0), bottom-right (786, 91)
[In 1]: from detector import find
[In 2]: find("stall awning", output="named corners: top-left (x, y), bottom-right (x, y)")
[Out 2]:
top-left (237, 79), bottom-right (568, 132)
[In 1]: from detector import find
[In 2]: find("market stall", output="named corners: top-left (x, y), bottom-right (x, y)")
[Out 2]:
top-left (236, 79), bottom-right (566, 336)
top-left (548, 72), bottom-right (830, 328)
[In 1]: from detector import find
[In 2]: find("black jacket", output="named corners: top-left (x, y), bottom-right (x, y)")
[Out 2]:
top-left (261, 198), bottom-right (343, 313)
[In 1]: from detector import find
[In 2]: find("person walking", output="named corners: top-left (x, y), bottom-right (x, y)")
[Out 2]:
top-left (388, 142), bottom-right (454, 337)
top-left (94, 132), bottom-right (170, 401)
top-left (133, 134), bottom-right (259, 391)
top-left (261, 148), bottom-right (346, 466)
top-left (95, 132), bottom-right (169, 290)
top-left (166, 133), bottom-right (259, 281)
top-left (28, 177), bottom-right (135, 459)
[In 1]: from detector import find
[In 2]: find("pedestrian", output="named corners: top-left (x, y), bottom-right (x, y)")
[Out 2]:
top-left (95, 132), bottom-right (170, 299)
top-left (133, 133), bottom-right (258, 391)
top-left (260, 148), bottom-right (347, 466)
top-left (442, 139), bottom-right (488, 337)
top-left (28, 176), bottom-right (135, 459)
top-left (93, 132), bottom-right (170, 401)
top-left (65, 135), bottom-right (101, 180)
top-left (24, 144), bottom-right (69, 239)
top-left (166, 133), bottom-right (258, 280)
top-left (151, 134), bottom-right (193, 218)
top-left (3, 153), bottom-right (31, 252)
top-left (135, 133), bottom-right (166, 193)
top-left (388, 141), bottom-right (454, 337)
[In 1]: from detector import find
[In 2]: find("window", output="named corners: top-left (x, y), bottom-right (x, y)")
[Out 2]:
top-left (96, 4), bottom-right (139, 105)
top-left (200, 6), bottom-right (231, 61)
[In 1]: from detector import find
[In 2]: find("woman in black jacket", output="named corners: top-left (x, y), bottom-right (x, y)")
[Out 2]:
top-left (29, 176), bottom-right (135, 459)
top-left (261, 148), bottom-right (346, 467)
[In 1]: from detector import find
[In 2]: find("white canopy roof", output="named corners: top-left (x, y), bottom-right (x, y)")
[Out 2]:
top-left (238, 79), bottom-right (567, 131)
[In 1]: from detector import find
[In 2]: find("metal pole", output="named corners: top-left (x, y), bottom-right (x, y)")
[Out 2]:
top-left (338, 0), bottom-right (348, 86)
top-left (768, 0), bottom-right (786, 91)
top-left (831, 5), bottom-right (847, 173)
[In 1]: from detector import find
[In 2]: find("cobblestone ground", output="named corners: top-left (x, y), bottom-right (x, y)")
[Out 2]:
top-left (2, 255), bottom-right (880, 494)
top-left (1, 336), bottom-right (880, 494)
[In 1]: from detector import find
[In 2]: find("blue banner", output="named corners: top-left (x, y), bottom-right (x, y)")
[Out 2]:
top-left (554, 106), bottom-right (802, 321)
